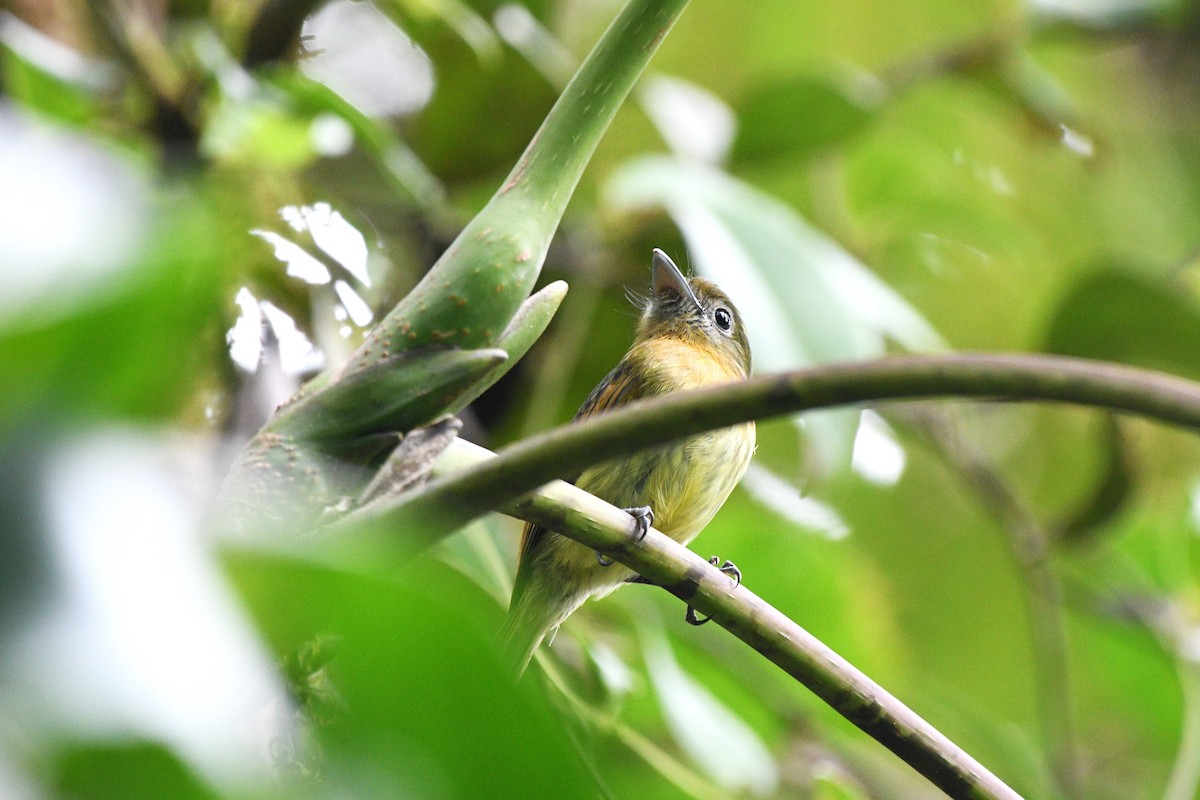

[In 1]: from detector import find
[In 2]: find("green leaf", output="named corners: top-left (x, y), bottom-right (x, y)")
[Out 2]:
top-left (48, 742), bottom-right (221, 800)
top-left (269, 347), bottom-right (508, 441)
top-left (1043, 270), bottom-right (1200, 382)
top-left (456, 279), bottom-right (568, 414)
top-left (227, 552), bottom-right (598, 799)
top-left (732, 74), bottom-right (879, 164)
top-left (220, 283), bottom-right (565, 532)
top-left (1054, 416), bottom-right (1135, 544)
top-left (277, 273), bottom-right (563, 437)
top-left (219, 346), bottom-right (508, 534)
top-left (0, 161), bottom-right (225, 426)
top-left (340, 0), bottom-right (692, 370)
top-left (1, 43), bottom-right (98, 127)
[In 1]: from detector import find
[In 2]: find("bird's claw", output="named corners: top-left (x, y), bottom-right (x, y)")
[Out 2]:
top-left (685, 556), bottom-right (742, 626)
top-left (714, 557), bottom-right (741, 587)
top-left (625, 506), bottom-right (653, 541)
top-left (596, 506), bottom-right (655, 567)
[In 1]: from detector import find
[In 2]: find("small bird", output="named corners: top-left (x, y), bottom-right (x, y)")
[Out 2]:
top-left (501, 249), bottom-right (755, 673)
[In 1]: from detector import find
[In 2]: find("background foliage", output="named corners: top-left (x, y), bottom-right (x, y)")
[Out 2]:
top-left (3, 0), bottom-right (1200, 798)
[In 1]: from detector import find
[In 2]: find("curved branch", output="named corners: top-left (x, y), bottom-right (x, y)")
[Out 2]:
top-left (429, 439), bottom-right (1026, 800)
top-left (353, 353), bottom-right (1200, 547)
top-left (322, 352), bottom-right (1200, 797)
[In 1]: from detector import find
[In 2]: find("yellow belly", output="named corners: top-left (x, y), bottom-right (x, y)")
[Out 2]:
top-left (577, 422), bottom-right (755, 544)
top-left (535, 419), bottom-right (754, 605)
top-left (533, 335), bottom-right (754, 610)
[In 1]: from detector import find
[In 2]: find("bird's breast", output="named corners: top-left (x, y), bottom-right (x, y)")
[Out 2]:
top-left (634, 335), bottom-right (747, 393)
top-left (576, 338), bottom-right (755, 545)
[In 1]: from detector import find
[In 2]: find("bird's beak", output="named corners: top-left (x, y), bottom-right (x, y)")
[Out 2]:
top-left (651, 248), bottom-right (702, 311)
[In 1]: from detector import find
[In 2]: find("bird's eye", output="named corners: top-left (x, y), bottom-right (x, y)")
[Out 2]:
top-left (714, 307), bottom-right (732, 332)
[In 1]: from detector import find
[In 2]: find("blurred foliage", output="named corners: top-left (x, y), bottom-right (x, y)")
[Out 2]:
top-left (3, 0), bottom-right (1200, 799)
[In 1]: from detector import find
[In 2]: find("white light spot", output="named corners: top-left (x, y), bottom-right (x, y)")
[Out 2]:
top-left (1028, 0), bottom-right (1172, 23)
top-left (851, 410), bottom-right (906, 486)
top-left (275, 203), bottom-right (369, 285)
top-left (0, 107), bottom-right (146, 326)
top-left (304, 203), bottom-right (369, 284)
top-left (301, 0), bottom-right (434, 118)
top-left (251, 230), bottom-right (331, 284)
top-left (333, 279), bottom-right (374, 327)
top-left (643, 629), bottom-right (779, 795)
top-left (589, 641), bottom-right (635, 697)
top-left (493, 4), bottom-right (537, 43)
top-left (280, 205), bottom-right (306, 233)
top-left (639, 74), bottom-right (736, 165)
top-left (1178, 622), bottom-right (1200, 663)
top-left (260, 301), bottom-right (325, 375)
top-left (310, 113), bottom-right (355, 157)
top-left (493, 4), bottom-right (576, 88)
top-left (988, 166), bottom-right (1014, 196)
top-left (226, 287), bottom-right (264, 372)
top-left (1, 13), bottom-right (106, 85)
top-left (1060, 124), bottom-right (1095, 158)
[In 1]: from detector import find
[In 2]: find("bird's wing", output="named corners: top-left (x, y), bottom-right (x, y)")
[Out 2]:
top-left (511, 359), bottom-right (646, 604)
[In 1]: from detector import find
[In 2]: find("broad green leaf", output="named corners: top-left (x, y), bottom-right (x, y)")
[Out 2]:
top-left (1044, 270), bottom-right (1200, 382)
top-left (0, 112), bottom-right (226, 425)
top-left (733, 73), bottom-right (880, 164)
top-left (48, 742), bottom-right (221, 800)
top-left (268, 347), bottom-right (507, 441)
top-left (1, 24), bottom-right (100, 127)
top-left (227, 552), bottom-right (598, 799)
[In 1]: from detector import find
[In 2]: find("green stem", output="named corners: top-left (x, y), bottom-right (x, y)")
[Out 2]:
top-left (342, 0), bottom-right (691, 366)
top-left (351, 353), bottom-right (1200, 547)
top-left (496, 0), bottom-right (688, 210)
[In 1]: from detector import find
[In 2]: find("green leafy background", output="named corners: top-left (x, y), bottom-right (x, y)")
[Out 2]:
top-left (3, 1), bottom-right (1200, 798)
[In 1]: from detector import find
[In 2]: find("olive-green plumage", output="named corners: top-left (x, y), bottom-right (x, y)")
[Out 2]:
top-left (501, 249), bottom-right (755, 672)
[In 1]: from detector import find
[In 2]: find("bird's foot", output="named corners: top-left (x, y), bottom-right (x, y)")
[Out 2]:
top-left (685, 556), bottom-right (742, 626)
top-left (596, 505), bottom-right (655, 567)
top-left (625, 506), bottom-right (653, 540)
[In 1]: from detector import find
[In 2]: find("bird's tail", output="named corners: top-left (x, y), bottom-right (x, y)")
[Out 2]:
top-left (499, 591), bottom-right (550, 676)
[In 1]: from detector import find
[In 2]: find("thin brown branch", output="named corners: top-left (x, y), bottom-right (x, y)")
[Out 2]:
top-left (354, 353), bottom-right (1200, 549)
top-left (430, 441), bottom-right (1028, 800)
